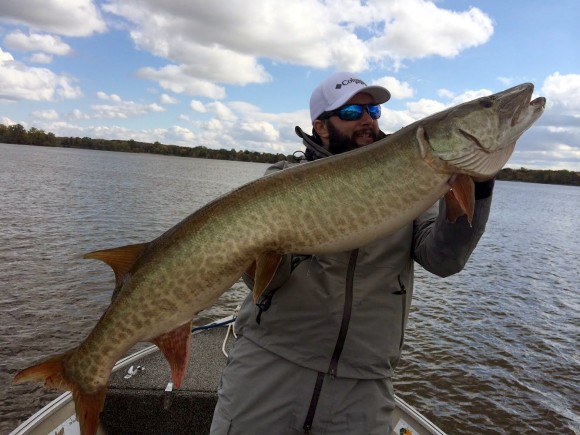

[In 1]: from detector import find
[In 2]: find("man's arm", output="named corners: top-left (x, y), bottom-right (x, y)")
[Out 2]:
top-left (412, 179), bottom-right (495, 277)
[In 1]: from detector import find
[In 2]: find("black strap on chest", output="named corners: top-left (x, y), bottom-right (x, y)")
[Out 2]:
top-left (255, 255), bottom-right (312, 324)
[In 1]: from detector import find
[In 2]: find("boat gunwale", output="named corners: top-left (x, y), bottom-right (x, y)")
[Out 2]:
top-left (10, 315), bottom-right (446, 435)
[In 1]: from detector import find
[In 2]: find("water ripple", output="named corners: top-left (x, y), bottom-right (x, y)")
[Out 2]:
top-left (1, 144), bottom-right (578, 433)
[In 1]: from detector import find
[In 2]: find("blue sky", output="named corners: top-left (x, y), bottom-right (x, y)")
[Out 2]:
top-left (0, 0), bottom-right (578, 170)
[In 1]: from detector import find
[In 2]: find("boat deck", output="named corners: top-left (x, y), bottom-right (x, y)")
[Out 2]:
top-left (102, 327), bottom-right (232, 434)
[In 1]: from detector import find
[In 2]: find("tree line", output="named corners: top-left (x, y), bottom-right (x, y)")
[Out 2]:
top-left (1, 123), bottom-right (578, 186)
top-left (0, 123), bottom-right (290, 164)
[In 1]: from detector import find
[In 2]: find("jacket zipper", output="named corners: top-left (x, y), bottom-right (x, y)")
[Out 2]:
top-left (328, 249), bottom-right (358, 376)
top-left (302, 249), bottom-right (358, 433)
top-left (395, 275), bottom-right (407, 350)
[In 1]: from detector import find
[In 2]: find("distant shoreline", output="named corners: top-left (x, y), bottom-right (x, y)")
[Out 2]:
top-left (1, 124), bottom-right (578, 187)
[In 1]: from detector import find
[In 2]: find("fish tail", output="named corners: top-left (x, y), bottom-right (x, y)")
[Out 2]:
top-left (72, 385), bottom-right (108, 435)
top-left (13, 350), bottom-right (107, 435)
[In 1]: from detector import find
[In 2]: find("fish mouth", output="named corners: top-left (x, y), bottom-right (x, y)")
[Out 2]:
top-left (417, 83), bottom-right (546, 178)
top-left (510, 85), bottom-right (532, 126)
top-left (530, 96), bottom-right (547, 111)
top-left (442, 85), bottom-right (545, 177)
top-left (456, 94), bottom-right (546, 154)
top-left (499, 83), bottom-right (546, 128)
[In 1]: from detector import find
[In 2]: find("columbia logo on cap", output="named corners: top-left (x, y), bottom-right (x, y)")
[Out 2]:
top-left (335, 78), bottom-right (367, 90)
top-left (309, 72), bottom-right (391, 122)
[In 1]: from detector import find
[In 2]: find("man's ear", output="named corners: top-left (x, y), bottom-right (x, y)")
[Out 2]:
top-left (313, 119), bottom-right (330, 144)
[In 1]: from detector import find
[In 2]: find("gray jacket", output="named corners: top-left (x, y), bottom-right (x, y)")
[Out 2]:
top-left (235, 160), bottom-right (493, 380)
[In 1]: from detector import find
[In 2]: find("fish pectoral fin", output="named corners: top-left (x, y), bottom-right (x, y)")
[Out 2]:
top-left (245, 260), bottom-right (257, 280)
top-left (13, 349), bottom-right (108, 435)
top-left (84, 243), bottom-right (148, 287)
top-left (252, 252), bottom-right (284, 304)
top-left (152, 321), bottom-right (192, 389)
top-left (445, 174), bottom-right (475, 225)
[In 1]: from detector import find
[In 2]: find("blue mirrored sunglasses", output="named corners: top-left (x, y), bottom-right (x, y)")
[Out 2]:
top-left (319, 103), bottom-right (381, 121)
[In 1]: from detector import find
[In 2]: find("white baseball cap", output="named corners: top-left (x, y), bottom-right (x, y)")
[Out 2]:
top-left (309, 72), bottom-right (391, 122)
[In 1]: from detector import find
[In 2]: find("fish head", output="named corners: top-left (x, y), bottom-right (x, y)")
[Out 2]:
top-left (418, 83), bottom-right (546, 178)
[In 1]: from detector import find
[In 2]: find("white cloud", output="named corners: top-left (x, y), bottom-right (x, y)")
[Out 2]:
top-left (28, 52), bottom-right (53, 63)
top-left (31, 109), bottom-right (59, 120)
top-left (190, 100), bottom-right (207, 113)
top-left (169, 125), bottom-right (196, 142)
top-left (237, 121), bottom-right (280, 142)
top-left (104, 0), bottom-right (345, 72)
top-left (57, 77), bottom-right (83, 99)
top-left (3, 31), bottom-right (73, 55)
top-left (520, 73), bottom-right (580, 170)
top-left (0, 0), bottom-right (106, 37)
top-left (368, 0), bottom-right (493, 69)
top-left (136, 65), bottom-right (227, 98)
top-left (373, 76), bottom-right (414, 99)
top-left (178, 102), bottom-right (308, 153)
top-left (206, 101), bottom-right (237, 122)
top-left (507, 145), bottom-right (580, 171)
top-left (97, 91), bottom-right (122, 102)
top-left (205, 119), bottom-right (224, 131)
top-left (103, 0), bottom-right (494, 87)
top-left (378, 108), bottom-right (416, 133)
top-left (90, 94), bottom-right (166, 119)
top-left (160, 94), bottom-right (178, 104)
top-left (437, 89), bottom-right (455, 99)
top-left (405, 98), bottom-right (447, 121)
top-left (449, 88), bottom-right (493, 105)
top-left (1, 116), bottom-right (18, 126)
top-left (91, 99), bottom-right (165, 119)
top-left (542, 72), bottom-right (580, 111)
top-left (69, 108), bottom-right (90, 120)
top-left (0, 49), bottom-right (82, 102)
top-left (0, 47), bottom-right (15, 62)
top-left (228, 101), bottom-right (262, 115)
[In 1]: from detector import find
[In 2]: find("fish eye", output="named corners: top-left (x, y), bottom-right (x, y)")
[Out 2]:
top-left (480, 97), bottom-right (494, 108)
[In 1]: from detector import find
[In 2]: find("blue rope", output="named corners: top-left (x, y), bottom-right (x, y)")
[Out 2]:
top-left (191, 317), bottom-right (235, 333)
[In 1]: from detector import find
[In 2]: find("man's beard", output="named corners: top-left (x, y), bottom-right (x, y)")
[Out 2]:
top-left (326, 122), bottom-right (378, 155)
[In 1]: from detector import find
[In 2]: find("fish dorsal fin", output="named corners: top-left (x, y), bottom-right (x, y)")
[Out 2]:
top-left (445, 174), bottom-right (475, 225)
top-left (84, 243), bottom-right (148, 286)
top-left (252, 252), bottom-right (284, 303)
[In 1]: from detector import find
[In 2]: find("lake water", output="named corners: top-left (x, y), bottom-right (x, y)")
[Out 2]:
top-left (1, 143), bottom-right (578, 434)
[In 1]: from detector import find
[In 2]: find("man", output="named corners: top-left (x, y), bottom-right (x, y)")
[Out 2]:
top-left (210, 72), bottom-right (495, 434)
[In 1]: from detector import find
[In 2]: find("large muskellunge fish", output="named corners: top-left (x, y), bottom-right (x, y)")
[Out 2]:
top-left (13, 83), bottom-right (545, 434)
